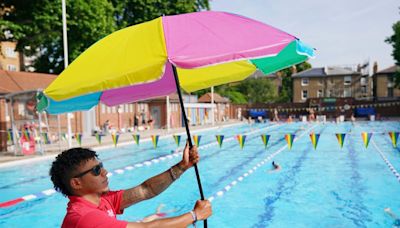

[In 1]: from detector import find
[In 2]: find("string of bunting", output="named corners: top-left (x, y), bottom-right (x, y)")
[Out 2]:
top-left (18, 131), bottom-right (398, 150)
top-left (241, 101), bottom-right (400, 113)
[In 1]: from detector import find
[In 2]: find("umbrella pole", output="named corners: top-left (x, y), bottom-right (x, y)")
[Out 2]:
top-left (172, 65), bottom-right (208, 227)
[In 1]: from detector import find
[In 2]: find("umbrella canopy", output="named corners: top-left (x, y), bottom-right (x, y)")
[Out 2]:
top-left (37, 11), bottom-right (314, 114)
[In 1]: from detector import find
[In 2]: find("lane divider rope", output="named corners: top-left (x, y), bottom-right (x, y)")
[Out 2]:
top-left (371, 140), bottom-right (400, 183)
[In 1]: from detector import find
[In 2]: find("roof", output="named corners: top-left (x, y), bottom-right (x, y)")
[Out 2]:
top-left (292, 66), bottom-right (360, 78)
top-left (198, 92), bottom-right (229, 103)
top-left (0, 70), bottom-right (57, 95)
top-left (376, 65), bottom-right (399, 75)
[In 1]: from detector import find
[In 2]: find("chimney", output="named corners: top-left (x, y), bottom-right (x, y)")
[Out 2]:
top-left (373, 61), bottom-right (378, 74)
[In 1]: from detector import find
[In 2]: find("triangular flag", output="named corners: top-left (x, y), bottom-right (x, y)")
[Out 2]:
top-left (61, 133), bottom-right (67, 141)
top-left (132, 134), bottom-right (140, 145)
top-left (75, 133), bottom-right (82, 146)
top-left (261, 135), bottom-right (270, 149)
top-left (193, 135), bottom-right (201, 147)
top-left (361, 132), bottom-right (372, 148)
top-left (335, 133), bottom-right (346, 148)
top-left (173, 135), bottom-right (181, 147)
top-left (41, 132), bottom-right (50, 144)
top-left (112, 134), bottom-right (119, 147)
top-left (151, 135), bottom-right (159, 148)
top-left (95, 133), bottom-right (102, 144)
top-left (388, 132), bottom-right (399, 148)
top-left (23, 129), bottom-right (30, 141)
top-left (309, 133), bottom-right (320, 150)
top-left (236, 135), bottom-right (246, 149)
top-left (7, 129), bottom-right (13, 142)
top-left (216, 135), bottom-right (224, 148)
top-left (285, 134), bottom-right (295, 150)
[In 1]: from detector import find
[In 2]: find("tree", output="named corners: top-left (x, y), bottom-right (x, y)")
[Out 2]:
top-left (385, 18), bottom-right (400, 88)
top-left (110, 0), bottom-right (210, 28)
top-left (277, 62), bottom-right (312, 102)
top-left (236, 78), bottom-right (276, 104)
top-left (1, 0), bottom-right (209, 73)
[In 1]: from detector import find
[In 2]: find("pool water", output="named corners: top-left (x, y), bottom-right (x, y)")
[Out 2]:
top-left (0, 121), bottom-right (399, 227)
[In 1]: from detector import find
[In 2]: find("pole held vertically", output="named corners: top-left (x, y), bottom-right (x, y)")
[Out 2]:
top-left (172, 65), bottom-right (207, 228)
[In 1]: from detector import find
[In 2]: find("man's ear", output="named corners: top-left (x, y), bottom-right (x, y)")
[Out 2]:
top-left (70, 178), bottom-right (82, 191)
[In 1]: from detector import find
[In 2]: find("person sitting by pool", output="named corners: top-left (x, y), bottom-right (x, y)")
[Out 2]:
top-left (49, 142), bottom-right (212, 227)
top-left (384, 207), bottom-right (400, 227)
top-left (268, 161), bottom-right (281, 173)
top-left (141, 204), bottom-right (177, 222)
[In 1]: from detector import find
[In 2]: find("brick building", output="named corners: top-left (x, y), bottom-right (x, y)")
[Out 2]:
top-left (374, 65), bottom-right (400, 100)
top-left (292, 66), bottom-right (372, 103)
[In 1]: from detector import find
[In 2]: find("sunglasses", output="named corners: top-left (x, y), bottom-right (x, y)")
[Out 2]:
top-left (74, 162), bottom-right (103, 178)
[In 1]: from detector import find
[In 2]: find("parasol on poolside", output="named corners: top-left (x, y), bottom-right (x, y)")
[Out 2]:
top-left (37, 11), bottom-right (315, 226)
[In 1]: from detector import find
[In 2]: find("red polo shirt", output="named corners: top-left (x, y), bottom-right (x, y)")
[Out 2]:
top-left (62, 190), bottom-right (128, 228)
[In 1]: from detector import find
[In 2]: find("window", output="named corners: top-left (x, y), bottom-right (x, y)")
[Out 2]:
top-left (388, 77), bottom-right (394, 88)
top-left (344, 76), bottom-right (352, 85)
top-left (301, 90), bottom-right (308, 100)
top-left (301, 78), bottom-right (309, 86)
top-left (18, 104), bottom-right (25, 115)
top-left (7, 64), bottom-right (17, 71)
top-left (112, 107), bottom-right (116, 113)
top-left (344, 88), bottom-right (351, 97)
top-left (317, 90), bottom-right (323, 98)
top-left (5, 47), bottom-right (17, 58)
top-left (106, 107), bottom-right (111, 113)
top-left (101, 104), bottom-right (106, 114)
top-left (318, 79), bottom-right (324, 85)
top-left (361, 86), bottom-right (367, 94)
top-left (388, 87), bottom-right (394, 97)
top-left (360, 77), bottom-right (367, 85)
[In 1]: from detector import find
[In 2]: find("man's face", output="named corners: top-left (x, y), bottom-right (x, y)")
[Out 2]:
top-left (73, 158), bottom-right (109, 195)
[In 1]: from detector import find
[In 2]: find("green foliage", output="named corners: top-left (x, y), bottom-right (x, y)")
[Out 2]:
top-left (276, 62), bottom-right (312, 102)
top-left (386, 19), bottom-right (400, 88)
top-left (111, 0), bottom-right (210, 28)
top-left (1, 0), bottom-right (209, 73)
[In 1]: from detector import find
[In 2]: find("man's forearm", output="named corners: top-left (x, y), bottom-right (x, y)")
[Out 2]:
top-left (121, 163), bottom-right (188, 209)
top-left (143, 163), bottom-right (187, 198)
top-left (127, 212), bottom-right (194, 228)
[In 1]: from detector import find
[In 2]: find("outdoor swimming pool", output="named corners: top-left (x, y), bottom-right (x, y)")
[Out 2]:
top-left (0, 121), bottom-right (399, 227)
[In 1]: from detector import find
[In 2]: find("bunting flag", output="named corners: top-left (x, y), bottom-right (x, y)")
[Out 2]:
top-left (193, 135), bottom-right (201, 147)
top-left (388, 132), bottom-right (399, 148)
top-left (236, 135), bottom-right (246, 149)
top-left (41, 132), bottom-right (50, 144)
top-left (216, 135), bottom-right (224, 148)
top-left (151, 135), bottom-right (159, 148)
top-left (173, 135), bottom-right (181, 147)
top-left (260, 135), bottom-right (270, 149)
top-left (335, 133), bottom-right (346, 148)
top-left (75, 133), bottom-right (82, 146)
top-left (285, 134), bottom-right (295, 150)
top-left (95, 133), bottom-right (102, 144)
top-left (309, 133), bottom-right (320, 150)
top-left (132, 134), bottom-right (140, 145)
top-left (112, 134), bottom-right (119, 147)
top-left (61, 133), bottom-right (67, 141)
top-left (7, 129), bottom-right (13, 142)
top-left (22, 130), bottom-right (30, 141)
top-left (361, 132), bottom-right (372, 148)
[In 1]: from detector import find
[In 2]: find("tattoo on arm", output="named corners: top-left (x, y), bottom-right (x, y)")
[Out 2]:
top-left (121, 163), bottom-right (185, 209)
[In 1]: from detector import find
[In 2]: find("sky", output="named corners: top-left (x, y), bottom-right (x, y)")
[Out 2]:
top-left (210, 0), bottom-right (399, 71)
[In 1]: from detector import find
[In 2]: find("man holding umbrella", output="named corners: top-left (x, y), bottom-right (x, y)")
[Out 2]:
top-left (49, 143), bottom-right (212, 227)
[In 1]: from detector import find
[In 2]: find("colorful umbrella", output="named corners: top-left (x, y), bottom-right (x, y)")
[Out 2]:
top-left (36, 11), bottom-right (315, 220)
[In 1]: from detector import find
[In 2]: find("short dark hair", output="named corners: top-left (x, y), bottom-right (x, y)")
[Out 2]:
top-left (49, 148), bottom-right (98, 196)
